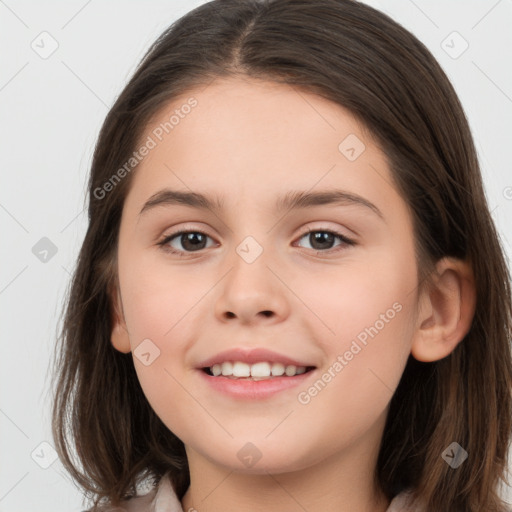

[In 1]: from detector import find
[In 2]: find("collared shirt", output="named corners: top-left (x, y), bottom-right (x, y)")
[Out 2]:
top-left (86, 471), bottom-right (422, 511)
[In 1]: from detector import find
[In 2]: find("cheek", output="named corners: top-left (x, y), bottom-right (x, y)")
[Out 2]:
top-left (286, 266), bottom-right (416, 457)
top-left (117, 250), bottom-right (211, 392)
top-left (119, 247), bottom-right (202, 346)
top-left (117, 258), bottom-right (205, 432)
top-left (290, 250), bottom-right (418, 408)
top-left (295, 253), bottom-right (415, 346)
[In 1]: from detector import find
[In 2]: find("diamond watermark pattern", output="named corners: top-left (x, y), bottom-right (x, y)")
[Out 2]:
top-left (441, 442), bottom-right (468, 468)
top-left (338, 134), bottom-right (366, 161)
top-left (134, 338), bottom-right (161, 366)
top-left (236, 236), bottom-right (263, 264)
top-left (441, 31), bottom-right (469, 59)
top-left (30, 31), bottom-right (59, 59)
top-left (237, 442), bottom-right (263, 468)
top-left (31, 441), bottom-right (58, 469)
top-left (31, 237), bottom-right (58, 263)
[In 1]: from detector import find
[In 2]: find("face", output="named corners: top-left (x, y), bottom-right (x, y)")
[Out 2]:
top-left (111, 76), bottom-right (421, 474)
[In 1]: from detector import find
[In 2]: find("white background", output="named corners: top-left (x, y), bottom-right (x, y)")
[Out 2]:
top-left (1, 1), bottom-right (511, 510)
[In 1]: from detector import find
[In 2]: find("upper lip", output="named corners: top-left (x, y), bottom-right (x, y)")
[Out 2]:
top-left (197, 347), bottom-right (316, 369)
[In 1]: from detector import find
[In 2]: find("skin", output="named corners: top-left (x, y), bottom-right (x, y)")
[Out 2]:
top-left (110, 76), bottom-right (475, 512)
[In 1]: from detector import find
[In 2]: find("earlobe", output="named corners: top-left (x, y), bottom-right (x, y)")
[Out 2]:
top-left (411, 257), bottom-right (476, 362)
top-left (109, 283), bottom-right (132, 354)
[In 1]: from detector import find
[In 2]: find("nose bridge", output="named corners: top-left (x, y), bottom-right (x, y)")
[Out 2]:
top-left (214, 232), bottom-right (288, 323)
top-left (229, 233), bottom-right (275, 297)
top-left (225, 197), bottom-right (276, 275)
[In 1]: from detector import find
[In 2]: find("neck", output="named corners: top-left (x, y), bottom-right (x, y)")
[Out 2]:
top-left (180, 423), bottom-right (390, 512)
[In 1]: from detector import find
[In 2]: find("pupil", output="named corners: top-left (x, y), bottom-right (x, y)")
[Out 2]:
top-left (182, 233), bottom-right (206, 251)
top-left (311, 232), bottom-right (334, 250)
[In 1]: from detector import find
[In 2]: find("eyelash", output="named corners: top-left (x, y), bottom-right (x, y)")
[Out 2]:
top-left (156, 226), bottom-right (356, 257)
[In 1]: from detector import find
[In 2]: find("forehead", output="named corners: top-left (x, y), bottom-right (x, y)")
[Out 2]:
top-left (124, 76), bottom-right (396, 218)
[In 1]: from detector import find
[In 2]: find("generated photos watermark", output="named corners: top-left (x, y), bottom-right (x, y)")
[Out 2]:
top-left (297, 301), bottom-right (403, 405)
top-left (93, 97), bottom-right (198, 200)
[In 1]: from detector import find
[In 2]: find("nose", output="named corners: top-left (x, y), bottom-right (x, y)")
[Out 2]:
top-left (214, 246), bottom-right (290, 326)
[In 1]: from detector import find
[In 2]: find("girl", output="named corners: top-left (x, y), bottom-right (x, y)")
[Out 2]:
top-left (50, 1), bottom-right (512, 511)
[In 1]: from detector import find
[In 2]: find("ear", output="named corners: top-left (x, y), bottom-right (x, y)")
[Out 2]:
top-left (109, 282), bottom-right (131, 354)
top-left (411, 257), bottom-right (476, 362)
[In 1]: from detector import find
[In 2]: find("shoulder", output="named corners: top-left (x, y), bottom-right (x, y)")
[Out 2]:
top-left (81, 471), bottom-right (183, 512)
top-left (81, 488), bottom-right (157, 511)
top-left (386, 489), bottom-right (425, 512)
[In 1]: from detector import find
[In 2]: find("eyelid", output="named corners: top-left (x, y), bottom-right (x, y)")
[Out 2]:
top-left (158, 223), bottom-right (213, 241)
top-left (296, 223), bottom-right (357, 241)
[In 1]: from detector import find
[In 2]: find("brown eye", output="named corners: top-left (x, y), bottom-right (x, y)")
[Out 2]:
top-left (296, 229), bottom-right (355, 252)
top-left (158, 230), bottom-right (215, 254)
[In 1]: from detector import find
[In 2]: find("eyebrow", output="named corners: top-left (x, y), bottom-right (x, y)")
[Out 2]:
top-left (138, 188), bottom-right (384, 220)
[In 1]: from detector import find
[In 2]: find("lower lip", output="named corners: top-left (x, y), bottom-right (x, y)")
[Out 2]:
top-left (197, 368), bottom-right (317, 400)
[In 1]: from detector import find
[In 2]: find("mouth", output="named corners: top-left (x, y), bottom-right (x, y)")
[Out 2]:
top-left (195, 348), bottom-right (318, 398)
top-left (201, 363), bottom-right (317, 380)
top-left (198, 363), bottom-right (318, 400)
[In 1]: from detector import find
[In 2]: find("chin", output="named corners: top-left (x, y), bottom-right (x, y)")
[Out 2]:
top-left (202, 442), bottom-right (313, 475)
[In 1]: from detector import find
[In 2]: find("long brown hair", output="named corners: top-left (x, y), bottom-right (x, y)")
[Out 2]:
top-left (50, 1), bottom-right (512, 510)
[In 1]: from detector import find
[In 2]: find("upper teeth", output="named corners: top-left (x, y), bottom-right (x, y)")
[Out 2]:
top-left (210, 361), bottom-right (307, 378)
